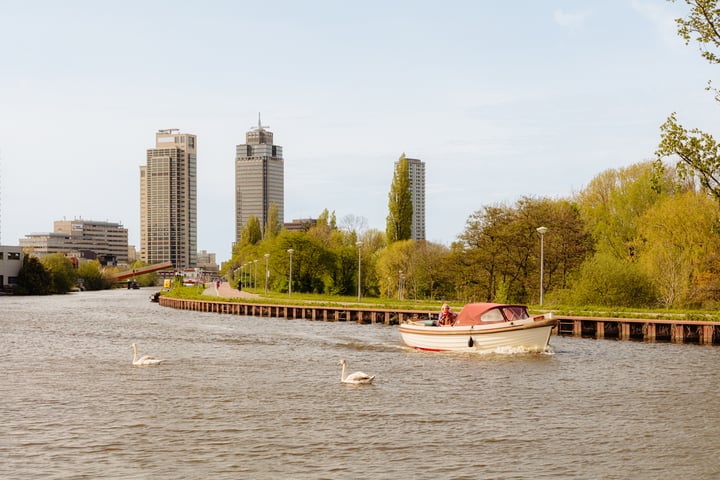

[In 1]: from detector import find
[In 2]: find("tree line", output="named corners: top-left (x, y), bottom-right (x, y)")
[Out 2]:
top-left (16, 254), bottom-right (156, 294)
top-left (226, 158), bottom-right (720, 310)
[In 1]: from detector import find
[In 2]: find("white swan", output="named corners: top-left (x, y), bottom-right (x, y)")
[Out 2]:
top-left (131, 343), bottom-right (165, 366)
top-left (338, 359), bottom-right (375, 384)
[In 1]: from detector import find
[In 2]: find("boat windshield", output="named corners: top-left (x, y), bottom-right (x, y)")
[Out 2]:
top-left (480, 308), bottom-right (504, 323)
top-left (501, 306), bottom-right (529, 321)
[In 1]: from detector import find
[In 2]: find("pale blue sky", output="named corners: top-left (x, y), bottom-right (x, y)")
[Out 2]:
top-left (1, 0), bottom-right (717, 262)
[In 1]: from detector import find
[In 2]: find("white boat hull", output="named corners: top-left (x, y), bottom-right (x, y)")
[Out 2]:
top-left (398, 317), bottom-right (557, 352)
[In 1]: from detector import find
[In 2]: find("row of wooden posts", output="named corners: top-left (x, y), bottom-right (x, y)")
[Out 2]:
top-left (158, 296), bottom-right (431, 325)
top-left (158, 296), bottom-right (720, 346)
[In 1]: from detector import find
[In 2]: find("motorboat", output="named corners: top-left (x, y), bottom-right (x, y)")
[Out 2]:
top-left (398, 303), bottom-right (557, 353)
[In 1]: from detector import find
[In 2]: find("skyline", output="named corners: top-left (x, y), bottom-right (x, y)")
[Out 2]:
top-left (1, 1), bottom-right (719, 262)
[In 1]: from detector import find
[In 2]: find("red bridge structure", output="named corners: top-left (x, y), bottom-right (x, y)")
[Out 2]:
top-left (112, 262), bottom-right (174, 281)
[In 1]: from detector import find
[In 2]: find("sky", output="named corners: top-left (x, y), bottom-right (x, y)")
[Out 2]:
top-left (1, 0), bottom-right (718, 263)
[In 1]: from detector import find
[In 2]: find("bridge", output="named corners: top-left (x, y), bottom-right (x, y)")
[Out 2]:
top-left (112, 262), bottom-right (174, 281)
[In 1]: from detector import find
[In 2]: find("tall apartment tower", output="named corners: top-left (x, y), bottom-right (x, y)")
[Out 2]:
top-left (235, 115), bottom-right (284, 242)
top-left (140, 129), bottom-right (197, 269)
top-left (405, 157), bottom-right (426, 240)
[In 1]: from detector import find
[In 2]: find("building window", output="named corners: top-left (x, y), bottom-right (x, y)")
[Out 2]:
top-left (8, 252), bottom-right (21, 260)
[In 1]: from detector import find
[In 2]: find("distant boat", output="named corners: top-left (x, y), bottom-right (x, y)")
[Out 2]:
top-left (398, 303), bottom-right (557, 353)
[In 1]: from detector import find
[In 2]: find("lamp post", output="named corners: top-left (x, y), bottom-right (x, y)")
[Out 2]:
top-left (287, 248), bottom-right (294, 296)
top-left (399, 270), bottom-right (405, 300)
top-left (240, 264), bottom-right (244, 290)
top-left (264, 253), bottom-right (270, 295)
top-left (536, 226), bottom-right (548, 306)
top-left (253, 259), bottom-right (258, 290)
top-left (356, 241), bottom-right (363, 302)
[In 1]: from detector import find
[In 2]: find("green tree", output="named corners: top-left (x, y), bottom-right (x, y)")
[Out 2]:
top-left (359, 228), bottom-right (386, 297)
top-left (40, 253), bottom-right (78, 293)
top-left (576, 162), bottom-right (670, 260)
top-left (635, 190), bottom-right (720, 308)
top-left (459, 204), bottom-right (516, 301)
top-left (16, 255), bottom-right (52, 295)
top-left (243, 215), bottom-right (263, 246)
top-left (264, 202), bottom-right (281, 239)
top-left (77, 260), bottom-right (113, 290)
top-left (656, 1), bottom-right (720, 201)
top-left (571, 252), bottom-right (657, 308)
top-left (386, 153), bottom-right (413, 244)
top-left (459, 196), bottom-right (593, 304)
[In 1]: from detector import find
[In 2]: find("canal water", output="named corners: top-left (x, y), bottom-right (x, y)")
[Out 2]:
top-left (2, 289), bottom-right (719, 479)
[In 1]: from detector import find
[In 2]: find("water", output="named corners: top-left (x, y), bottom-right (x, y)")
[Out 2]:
top-left (2, 289), bottom-right (720, 479)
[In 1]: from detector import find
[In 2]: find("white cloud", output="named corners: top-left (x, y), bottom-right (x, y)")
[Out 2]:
top-left (553, 9), bottom-right (591, 29)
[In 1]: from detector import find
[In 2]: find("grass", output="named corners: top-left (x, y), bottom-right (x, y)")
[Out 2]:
top-left (164, 284), bottom-right (447, 312)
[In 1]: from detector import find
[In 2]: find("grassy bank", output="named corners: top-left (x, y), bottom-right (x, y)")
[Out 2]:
top-left (161, 285), bottom-right (720, 322)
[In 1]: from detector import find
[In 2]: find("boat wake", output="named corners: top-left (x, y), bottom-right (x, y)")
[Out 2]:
top-left (471, 345), bottom-right (556, 356)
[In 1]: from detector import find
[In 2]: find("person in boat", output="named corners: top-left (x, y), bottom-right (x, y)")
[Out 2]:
top-left (436, 303), bottom-right (458, 326)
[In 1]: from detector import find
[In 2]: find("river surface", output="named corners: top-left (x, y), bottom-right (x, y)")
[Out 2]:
top-left (2, 289), bottom-right (720, 479)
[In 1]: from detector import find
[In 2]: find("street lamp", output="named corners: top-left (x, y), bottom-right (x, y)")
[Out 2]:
top-left (536, 226), bottom-right (548, 306)
top-left (356, 241), bottom-right (363, 301)
top-left (253, 259), bottom-right (258, 290)
top-left (399, 270), bottom-right (405, 300)
top-left (264, 253), bottom-right (270, 295)
top-left (287, 248), bottom-right (294, 296)
top-left (240, 264), bottom-right (244, 290)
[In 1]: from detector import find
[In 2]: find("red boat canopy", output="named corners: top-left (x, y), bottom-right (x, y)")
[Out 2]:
top-left (454, 303), bottom-right (530, 326)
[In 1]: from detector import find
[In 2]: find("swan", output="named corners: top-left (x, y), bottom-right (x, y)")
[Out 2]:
top-left (338, 359), bottom-right (375, 384)
top-left (131, 343), bottom-right (165, 366)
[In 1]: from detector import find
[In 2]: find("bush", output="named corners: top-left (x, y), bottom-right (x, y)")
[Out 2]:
top-left (570, 253), bottom-right (657, 308)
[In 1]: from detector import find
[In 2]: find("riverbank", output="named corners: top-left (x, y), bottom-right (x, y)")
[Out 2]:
top-left (157, 294), bottom-right (720, 345)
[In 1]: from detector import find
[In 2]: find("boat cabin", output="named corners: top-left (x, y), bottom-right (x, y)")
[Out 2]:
top-left (454, 303), bottom-right (530, 326)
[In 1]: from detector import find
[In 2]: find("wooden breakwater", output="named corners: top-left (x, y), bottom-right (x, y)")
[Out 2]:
top-left (158, 296), bottom-right (432, 325)
top-left (556, 315), bottom-right (720, 345)
top-left (158, 297), bottom-right (720, 346)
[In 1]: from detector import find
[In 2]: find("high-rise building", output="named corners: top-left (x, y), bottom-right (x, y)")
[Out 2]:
top-left (405, 157), bottom-right (426, 240)
top-left (140, 129), bottom-right (197, 269)
top-left (235, 115), bottom-right (284, 242)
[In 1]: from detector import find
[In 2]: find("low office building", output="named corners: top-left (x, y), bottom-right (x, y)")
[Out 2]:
top-left (0, 245), bottom-right (23, 290)
top-left (284, 218), bottom-right (317, 232)
top-left (20, 219), bottom-right (129, 264)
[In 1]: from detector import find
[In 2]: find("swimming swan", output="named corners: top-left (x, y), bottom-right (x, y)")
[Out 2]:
top-left (338, 359), bottom-right (375, 384)
top-left (131, 343), bottom-right (165, 366)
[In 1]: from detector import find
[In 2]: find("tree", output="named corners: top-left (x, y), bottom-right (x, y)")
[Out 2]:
top-left (40, 253), bottom-right (77, 293)
top-left (16, 255), bottom-right (51, 295)
top-left (635, 190), bottom-right (720, 308)
top-left (339, 214), bottom-right (368, 234)
top-left (571, 252), bottom-right (657, 308)
top-left (577, 162), bottom-right (671, 261)
top-left (377, 239), bottom-right (416, 299)
top-left (77, 260), bottom-right (113, 290)
top-left (459, 196), bottom-right (593, 304)
top-left (239, 215), bottom-right (262, 246)
top-left (264, 202), bottom-right (281, 239)
top-left (656, 1), bottom-right (720, 201)
top-left (386, 153), bottom-right (413, 244)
